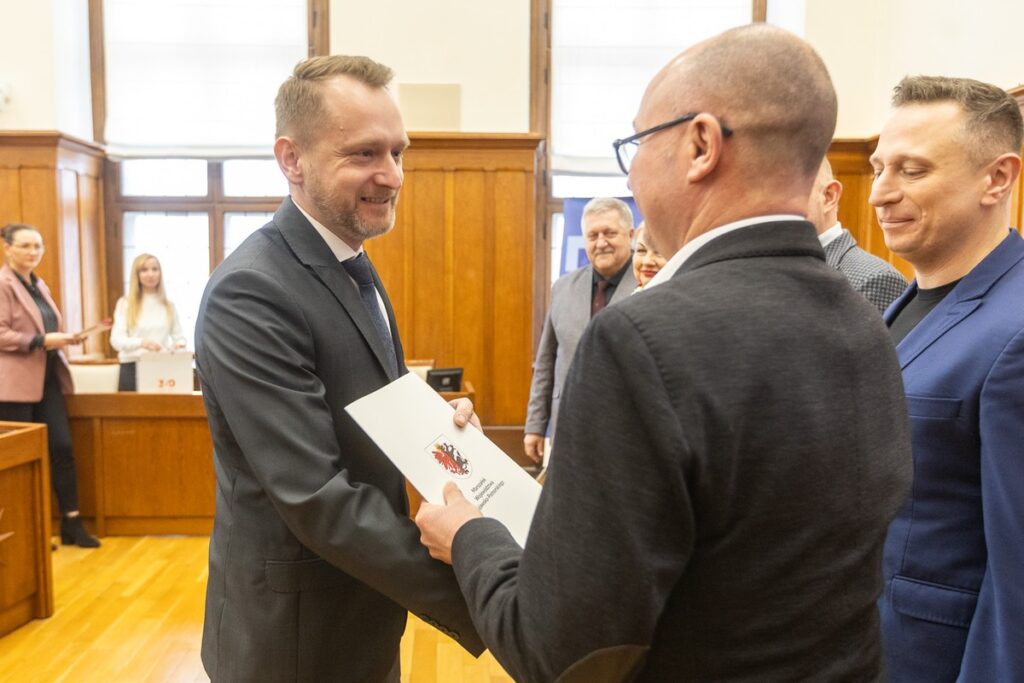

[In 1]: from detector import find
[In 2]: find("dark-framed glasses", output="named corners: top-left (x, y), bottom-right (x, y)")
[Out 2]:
top-left (612, 112), bottom-right (734, 175)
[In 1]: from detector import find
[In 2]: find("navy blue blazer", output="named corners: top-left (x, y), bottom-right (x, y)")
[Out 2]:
top-left (880, 229), bottom-right (1024, 682)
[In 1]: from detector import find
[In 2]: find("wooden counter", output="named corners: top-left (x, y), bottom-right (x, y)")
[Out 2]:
top-left (66, 393), bottom-right (215, 536)
top-left (65, 382), bottom-right (476, 536)
top-left (0, 422), bottom-right (54, 637)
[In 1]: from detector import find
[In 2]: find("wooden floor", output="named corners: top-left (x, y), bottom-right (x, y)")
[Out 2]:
top-left (0, 536), bottom-right (512, 683)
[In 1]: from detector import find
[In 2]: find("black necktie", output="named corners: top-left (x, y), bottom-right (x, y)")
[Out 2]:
top-left (341, 253), bottom-right (399, 377)
top-left (592, 278), bottom-right (610, 318)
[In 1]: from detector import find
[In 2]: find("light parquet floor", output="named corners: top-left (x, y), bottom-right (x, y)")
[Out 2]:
top-left (0, 536), bottom-right (513, 683)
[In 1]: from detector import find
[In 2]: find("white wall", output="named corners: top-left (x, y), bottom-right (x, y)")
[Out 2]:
top-left (805, 0), bottom-right (1024, 137)
top-left (53, 0), bottom-right (94, 140)
top-left (0, 0), bottom-right (92, 137)
top-left (0, 0), bottom-right (59, 130)
top-left (329, 0), bottom-right (530, 133)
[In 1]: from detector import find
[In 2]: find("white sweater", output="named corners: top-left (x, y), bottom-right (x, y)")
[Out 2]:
top-left (110, 294), bottom-right (186, 363)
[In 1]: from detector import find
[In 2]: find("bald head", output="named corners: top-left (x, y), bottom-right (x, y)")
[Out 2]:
top-left (806, 157), bottom-right (843, 234)
top-left (651, 25), bottom-right (837, 182)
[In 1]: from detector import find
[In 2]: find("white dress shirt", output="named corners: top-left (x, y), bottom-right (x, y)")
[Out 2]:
top-left (645, 215), bottom-right (805, 290)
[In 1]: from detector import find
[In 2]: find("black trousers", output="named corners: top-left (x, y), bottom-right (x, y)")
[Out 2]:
top-left (0, 354), bottom-right (81, 513)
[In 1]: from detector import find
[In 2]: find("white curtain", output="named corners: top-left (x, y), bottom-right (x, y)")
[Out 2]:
top-left (103, 0), bottom-right (307, 158)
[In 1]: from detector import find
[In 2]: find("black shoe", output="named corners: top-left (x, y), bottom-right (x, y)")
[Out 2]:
top-left (61, 516), bottom-right (101, 548)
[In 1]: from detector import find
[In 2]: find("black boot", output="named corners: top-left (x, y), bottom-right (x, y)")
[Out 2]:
top-left (61, 515), bottom-right (101, 548)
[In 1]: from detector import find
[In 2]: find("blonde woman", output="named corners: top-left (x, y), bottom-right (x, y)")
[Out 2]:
top-left (110, 253), bottom-right (186, 391)
top-left (632, 223), bottom-right (668, 292)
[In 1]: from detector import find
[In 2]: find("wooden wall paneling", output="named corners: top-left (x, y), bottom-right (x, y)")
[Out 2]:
top-left (0, 133), bottom-right (106, 349)
top-left (451, 171), bottom-right (489, 419)
top-left (1012, 87), bottom-right (1024, 232)
top-left (406, 170), bottom-right (447, 362)
top-left (369, 134), bottom-right (542, 426)
top-left (59, 169), bottom-right (84, 335)
top-left (77, 172), bottom-right (108, 355)
top-left (0, 169), bottom-right (21, 221)
top-left (491, 170), bottom-right (534, 424)
top-left (17, 167), bottom-right (60, 301)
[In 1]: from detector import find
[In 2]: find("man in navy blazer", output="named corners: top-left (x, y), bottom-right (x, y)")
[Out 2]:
top-left (870, 75), bottom-right (1024, 681)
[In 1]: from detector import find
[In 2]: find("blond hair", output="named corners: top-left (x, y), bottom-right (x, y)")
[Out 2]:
top-left (126, 253), bottom-right (172, 330)
top-left (275, 55), bottom-right (394, 146)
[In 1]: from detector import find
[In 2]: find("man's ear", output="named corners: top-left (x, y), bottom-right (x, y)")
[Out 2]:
top-left (274, 136), bottom-right (304, 186)
top-left (823, 179), bottom-right (843, 214)
top-left (685, 114), bottom-right (727, 183)
top-left (980, 153), bottom-right (1021, 207)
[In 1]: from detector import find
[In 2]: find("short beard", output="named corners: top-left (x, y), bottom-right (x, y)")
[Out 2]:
top-left (307, 186), bottom-right (396, 246)
top-left (321, 201), bottom-right (395, 245)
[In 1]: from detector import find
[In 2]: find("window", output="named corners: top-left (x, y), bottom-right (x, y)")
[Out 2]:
top-left (550, 0), bottom-right (755, 176)
top-left (102, 0), bottom-right (308, 157)
top-left (122, 212), bottom-right (211, 346)
top-left (224, 211), bottom-right (276, 259)
top-left (112, 159), bottom-right (284, 346)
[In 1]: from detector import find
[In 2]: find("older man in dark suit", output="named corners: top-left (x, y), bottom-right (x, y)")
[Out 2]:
top-left (195, 56), bottom-right (483, 682)
top-left (417, 25), bottom-right (912, 682)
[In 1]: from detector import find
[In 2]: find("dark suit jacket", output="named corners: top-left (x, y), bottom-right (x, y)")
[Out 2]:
top-left (880, 230), bottom-right (1024, 682)
top-left (452, 221), bottom-right (912, 682)
top-left (822, 228), bottom-right (907, 313)
top-left (195, 198), bottom-right (483, 682)
top-left (524, 263), bottom-right (635, 437)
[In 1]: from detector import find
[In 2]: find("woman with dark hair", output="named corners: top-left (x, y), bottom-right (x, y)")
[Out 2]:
top-left (0, 223), bottom-right (99, 547)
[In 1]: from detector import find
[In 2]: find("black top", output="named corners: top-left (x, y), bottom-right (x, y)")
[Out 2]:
top-left (591, 258), bottom-right (632, 307)
top-left (888, 279), bottom-right (961, 346)
top-left (14, 272), bottom-right (57, 351)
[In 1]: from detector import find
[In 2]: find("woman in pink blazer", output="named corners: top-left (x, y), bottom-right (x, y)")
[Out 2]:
top-left (0, 224), bottom-right (99, 547)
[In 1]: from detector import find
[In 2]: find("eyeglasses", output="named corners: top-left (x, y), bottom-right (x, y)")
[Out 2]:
top-left (10, 242), bottom-right (44, 252)
top-left (612, 112), bottom-right (734, 175)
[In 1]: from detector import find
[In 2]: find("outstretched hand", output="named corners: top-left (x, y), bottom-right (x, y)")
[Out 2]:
top-left (415, 482), bottom-right (483, 564)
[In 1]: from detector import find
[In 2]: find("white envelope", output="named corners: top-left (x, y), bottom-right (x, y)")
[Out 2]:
top-left (346, 372), bottom-right (541, 547)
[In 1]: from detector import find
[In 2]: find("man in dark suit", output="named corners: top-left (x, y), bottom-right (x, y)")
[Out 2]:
top-left (195, 56), bottom-right (483, 682)
top-left (416, 25), bottom-right (911, 682)
top-left (870, 75), bottom-right (1024, 682)
top-left (522, 196), bottom-right (635, 464)
top-left (806, 158), bottom-right (907, 312)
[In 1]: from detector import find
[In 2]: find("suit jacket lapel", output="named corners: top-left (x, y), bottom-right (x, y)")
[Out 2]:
top-left (892, 230), bottom-right (1024, 370)
top-left (1, 267), bottom-right (45, 333)
top-left (570, 265), bottom-right (593, 327)
top-left (273, 198), bottom-right (401, 381)
top-left (609, 263), bottom-right (637, 304)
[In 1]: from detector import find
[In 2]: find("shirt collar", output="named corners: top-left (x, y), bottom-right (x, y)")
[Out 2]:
top-left (646, 214), bottom-right (804, 290)
top-left (292, 196), bottom-right (362, 262)
top-left (592, 258), bottom-right (632, 286)
top-left (817, 222), bottom-right (843, 248)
